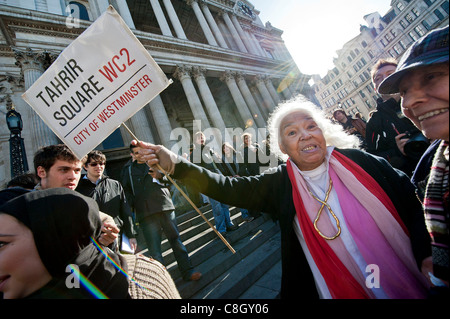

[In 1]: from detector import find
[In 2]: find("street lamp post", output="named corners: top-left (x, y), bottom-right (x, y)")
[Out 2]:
top-left (6, 101), bottom-right (28, 178)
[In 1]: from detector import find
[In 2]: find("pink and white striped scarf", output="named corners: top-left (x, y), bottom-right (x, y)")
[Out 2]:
top-left (287, 150), bottom-right (429, 298)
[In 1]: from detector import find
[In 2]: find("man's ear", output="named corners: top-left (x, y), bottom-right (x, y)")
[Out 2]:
top-left (36, 166), bottom-right (47, 179)
top-left (279, 142), bottom-right (287, 155)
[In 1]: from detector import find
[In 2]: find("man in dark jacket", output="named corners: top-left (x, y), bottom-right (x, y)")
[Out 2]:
top-left (122, 144), bottom-right (201, 281)
top-left (76, 150), bottom-right (137, 252)
top-left (366, 58), bottom-right (429, 176)
top-left (378, 25), bottom-right (449, 297)
top-left (333, 109), bottom-right (367, 149)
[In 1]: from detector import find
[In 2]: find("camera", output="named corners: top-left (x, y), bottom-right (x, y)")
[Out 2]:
top-left (402, 132), bottom-right (430, 159)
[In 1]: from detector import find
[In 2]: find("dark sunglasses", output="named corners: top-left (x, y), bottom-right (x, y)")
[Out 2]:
top-left (89, 162), bottom-right (105, 167)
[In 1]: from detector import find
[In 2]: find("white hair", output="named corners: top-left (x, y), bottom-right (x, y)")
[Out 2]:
top-left (268, 96), bottom-right (361, 162)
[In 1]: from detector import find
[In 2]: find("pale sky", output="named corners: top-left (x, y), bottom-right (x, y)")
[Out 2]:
top-left (252, 0), bottom-right (392, 77)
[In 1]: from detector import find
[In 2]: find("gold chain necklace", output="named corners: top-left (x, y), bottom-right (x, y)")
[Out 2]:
top-left (306, 178), bottom-right (341, 240)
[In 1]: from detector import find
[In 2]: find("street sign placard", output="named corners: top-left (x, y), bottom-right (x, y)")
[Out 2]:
top-left (22, 6), bottom-right (172, 159)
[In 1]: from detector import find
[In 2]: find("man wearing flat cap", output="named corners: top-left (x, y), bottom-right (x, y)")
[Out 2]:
top-left (379, 25), bottom-right (449, 298)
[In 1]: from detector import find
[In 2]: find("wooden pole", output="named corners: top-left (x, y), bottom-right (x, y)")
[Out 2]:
top-left (121, 123), bottom-right (236, 254)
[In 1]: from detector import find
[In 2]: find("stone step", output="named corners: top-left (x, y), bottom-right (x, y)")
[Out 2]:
top-left (161, 206), bottom-right (241, 254)
top-left (166, 212), bottom-right (270, 281)
top-left (193, 231), bottom-right (281, 299)
top-left (238, 259), bottom-right (282, 299)
top-left (173, 217), bottom-right (280, 299)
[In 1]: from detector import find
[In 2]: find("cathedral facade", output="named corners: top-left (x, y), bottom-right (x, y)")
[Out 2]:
top-left (0, 0), bottom-right (310, 184)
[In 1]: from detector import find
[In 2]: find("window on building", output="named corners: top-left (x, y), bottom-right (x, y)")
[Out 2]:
top-left (354, 48), bottom-right (360, 55)
top-left (399, 38), bottom-right (408, 49)
top-left (397, 2), bottom-right (405, 11)
top-left (400, 20), bottom-right (408, 29)
top-left (422, 20), bottom-right (432, 30)
top-left (350, 51), bottom-right (356, 59)
top-left (265, 49), bottom-right (275, 59)
top-left (414, 25), bottom-right (426, 37)
top-left (363, 71), bottom-right (370, 81)
top-left (409, 31), bottom-right (419, 41)
top-left (385, 33), bottom-right (393, 42)
top-left (441, 1), bottom-right (449, 14)
top-left (411, 7), bottom-right (420, 17)
top-left (67, 1), bottom-right (90, 21)
top-left (388, 49), bottom-right (396, 58)
top-left (434, 8), bottom-right (445, 20)
top-left (101, 128), bottom-right (125, 149)
top-left (380, 38), bottom-right (387, 47)
top-left (424, 0), bottom-right (435, 6)
top-left (393, 44), bottom-right (403, 54)
top-left (361, 41), bottom-right (368, 48)
top-left (405, 13), bottom-right (415, 24)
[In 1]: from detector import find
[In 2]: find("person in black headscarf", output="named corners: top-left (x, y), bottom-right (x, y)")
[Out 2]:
top-left (0, 188), bottom-right (129, 299)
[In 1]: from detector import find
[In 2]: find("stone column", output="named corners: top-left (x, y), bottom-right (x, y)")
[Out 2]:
top-left (254, 75), bottom-right (276, 115)
top-left (14, 48), bottom-right (59, 150)
top-left (162, 0), bottom-right (187, 39)
top-left (95, 0), bottom-right (109, 13)
top-left (250, 32), bottom-right (265, 56)
top-left (250, 86), bottom-right (269, 118)
top-left (173, 65), bottom-right (210, 130)
top-left (149, 0), bottom-right (173, 37)
top-left (129, 109), bottom-right (155, 144)
top-left (221, 10), bottom-right (247, 53)
top-left (187, 0), bottom-right (218, 46)
top-left (242, 28), bottom-right (260, 56)
top-left (88, 0), bottom-right (108, 18)
top-left (148, 94), bottom-right (174, 148)
top-left (264, 77), bottom-right (281, 106)
top-left (235, 73), bottom-right (266, 127)
top-left (114, 0), bottom-right (135, 29)
top-left (221, 71), bottom-right (257, 128)
top-left (200, 2), bottom-right (228, 48)
top-left (230, 14), bottom-right (257, 55)
top-left (277, 77), bottom-right (293, 100)
top-left (192, 66), bottom-right (227, 135)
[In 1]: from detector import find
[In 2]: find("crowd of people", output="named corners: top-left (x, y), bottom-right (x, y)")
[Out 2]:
top-left (0, 25), bottom-right (448, 300)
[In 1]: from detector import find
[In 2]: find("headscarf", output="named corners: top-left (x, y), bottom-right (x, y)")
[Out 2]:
top-left (0, 188), bottom-right (129, 299)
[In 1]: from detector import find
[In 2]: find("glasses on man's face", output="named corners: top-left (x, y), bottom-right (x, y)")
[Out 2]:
top-left (89, 162), bottom-right (105, 167)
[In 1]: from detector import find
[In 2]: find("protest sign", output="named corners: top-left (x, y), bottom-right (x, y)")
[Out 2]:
top-left (22, 5), bottom-right (172, 159)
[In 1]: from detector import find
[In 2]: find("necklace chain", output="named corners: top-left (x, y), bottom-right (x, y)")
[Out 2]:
top-left (307, 178), bottom-right (341, 240)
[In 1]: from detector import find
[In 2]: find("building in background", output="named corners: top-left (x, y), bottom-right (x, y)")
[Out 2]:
top-left (0, 0), bottom-right (312, 185)
top-left (312, 0), bottom-right (449, 121)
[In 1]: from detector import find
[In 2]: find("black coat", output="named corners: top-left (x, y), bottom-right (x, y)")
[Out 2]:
top-left (122, 162), bottom-right (175, 221)
top-left (172, 148), bottom-right (431, 299)
top-left (365, 98), bottom-right (425, 176)
top-left (76, 175), bottom-right (137, 238)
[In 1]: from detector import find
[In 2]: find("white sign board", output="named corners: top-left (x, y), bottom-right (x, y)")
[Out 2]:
top-left (22, 6), bottom-right (172, 159)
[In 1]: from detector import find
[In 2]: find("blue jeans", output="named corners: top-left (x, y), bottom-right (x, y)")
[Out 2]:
top-left (139, 211), bottom-right (194, 280)
top-left (207, 196), bottom-right (234, 233)
top-left (240, 208), bottom-right (250, 219)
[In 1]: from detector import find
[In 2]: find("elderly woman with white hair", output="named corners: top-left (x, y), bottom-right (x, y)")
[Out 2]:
top-left (136, 97), bottom-right (431, 299)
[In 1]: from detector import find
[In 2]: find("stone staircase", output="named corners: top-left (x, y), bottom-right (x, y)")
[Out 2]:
top-left (136, 204), bottom-right (282, 299)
